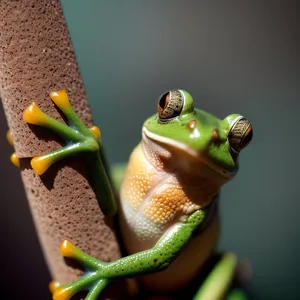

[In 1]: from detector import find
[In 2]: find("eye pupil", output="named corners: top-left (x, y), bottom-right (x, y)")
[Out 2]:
top-left (229, 118), bottom-right (253, 152)
top-left (242, 127), bottom-right (253, 148)
top-left (157, 90), bottom-right (184, 121)
top-left (159, 92), bottom-right (168, 109)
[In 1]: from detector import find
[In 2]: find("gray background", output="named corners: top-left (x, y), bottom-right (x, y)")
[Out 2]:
top-left (0, 1), bottom-right (299, 299)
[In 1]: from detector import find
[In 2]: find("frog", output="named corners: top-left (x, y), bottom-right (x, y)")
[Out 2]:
top-left (16, 89), bottom-right (252, 299)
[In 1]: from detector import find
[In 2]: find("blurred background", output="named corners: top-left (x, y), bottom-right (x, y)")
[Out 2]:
top-left (0, 1), bottom-right (299, 299)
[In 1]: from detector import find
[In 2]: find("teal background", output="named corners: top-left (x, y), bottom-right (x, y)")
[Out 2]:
top-left (0, 1), bottom-right (299, 299)
top-left (61, 1), bottom-right (299, 298)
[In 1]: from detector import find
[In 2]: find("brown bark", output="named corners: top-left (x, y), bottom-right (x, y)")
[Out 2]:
top-left (0, 0), bottom-right (124, 298)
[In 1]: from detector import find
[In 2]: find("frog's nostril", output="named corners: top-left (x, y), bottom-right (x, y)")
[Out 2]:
top-left (187, 120), bottom-right (197, 130)
top-left (212, 129), bottom-right (220, 139)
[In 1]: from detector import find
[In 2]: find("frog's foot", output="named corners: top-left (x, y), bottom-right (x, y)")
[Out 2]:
top-left (22, 90), bottom-right (101, 175)
top-left (50, 240), bottom-right (110, 300)
top-left (49, 280), bottom-right (61, 294)
top-left (193, 253), bottom-right (240, 300)
top-left (23, 90), bottom-right (117, 215)
top-left (6, 130), bottom-right (20, 167)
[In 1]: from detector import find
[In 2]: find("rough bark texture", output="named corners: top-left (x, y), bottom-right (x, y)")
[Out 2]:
top-left (0, 0), bottom-right (122, 293)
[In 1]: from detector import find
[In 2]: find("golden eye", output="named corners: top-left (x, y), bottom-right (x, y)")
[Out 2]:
top-left (158, 90), bottom-right (184, 121)
top-left (228, 118), bottom-right (253, 153)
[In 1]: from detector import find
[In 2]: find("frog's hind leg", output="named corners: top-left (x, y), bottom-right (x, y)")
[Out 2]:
top-left (192, 253), bottom-right (240, 300)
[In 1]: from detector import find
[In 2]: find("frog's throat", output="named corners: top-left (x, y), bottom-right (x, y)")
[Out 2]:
top-left (142, 126), bottom-right (232, 179)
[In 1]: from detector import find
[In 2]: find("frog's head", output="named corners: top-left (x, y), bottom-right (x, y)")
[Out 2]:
top-left (143, 90), bottom-right (253, 179)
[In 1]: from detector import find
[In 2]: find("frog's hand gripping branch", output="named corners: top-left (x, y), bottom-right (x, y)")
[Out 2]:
top-left (22, 90), bottom-right (117, 216)
top-left (49, 209), bottom-right (207, 300)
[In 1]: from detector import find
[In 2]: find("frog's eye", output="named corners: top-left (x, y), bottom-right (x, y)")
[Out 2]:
top-left (158, 90), bottom-right (184, 121)
top-left (228, 118), bottom-right (253, 153)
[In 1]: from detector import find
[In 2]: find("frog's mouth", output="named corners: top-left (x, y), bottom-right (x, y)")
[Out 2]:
top-left (142, 126), bottom-right (235, 179)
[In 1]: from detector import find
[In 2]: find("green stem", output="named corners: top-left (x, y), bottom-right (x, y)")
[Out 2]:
top-left (192, 253), bottom-right (237, 300)
top-left (226, 289), bottom-right (248, 300)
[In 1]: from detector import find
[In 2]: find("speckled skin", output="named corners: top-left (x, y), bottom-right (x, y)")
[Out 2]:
top-left (120, 141), bottom-right (223, 238)
top-left (119, 138), bottom-right (223, 291)
top-left (19, 89), bottom-right (252, 299)
top-left (117, 89), bottom-right (252, 291)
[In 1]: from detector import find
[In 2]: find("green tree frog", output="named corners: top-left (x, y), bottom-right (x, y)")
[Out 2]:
top-left (20, 89), bottom-right (253, 299)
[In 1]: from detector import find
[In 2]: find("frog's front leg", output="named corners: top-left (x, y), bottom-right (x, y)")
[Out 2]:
top-left (23, 90), bottom-right (117, 215)
top-left (50, 209), bottom-right (207, 300)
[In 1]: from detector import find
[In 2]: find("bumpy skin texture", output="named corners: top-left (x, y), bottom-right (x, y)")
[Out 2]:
top-left (20, 90), bottom-right (210, 299)
top-left (0, 0), bottom-right (121, 289)
top-left (119, 90), bottom-right (252, 293)
top-left (119, 145), bottom-right (222, 291)
top-left (0, 1), bottom-right (252, 298)
top-left (21, 89), bottom-right (252, 299)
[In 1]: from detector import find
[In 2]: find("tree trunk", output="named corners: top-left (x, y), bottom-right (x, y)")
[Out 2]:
top-left (0, 1), bottom-right (124, 298)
